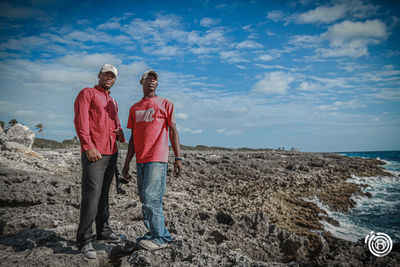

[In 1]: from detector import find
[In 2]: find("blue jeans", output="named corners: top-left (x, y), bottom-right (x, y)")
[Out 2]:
top-left (136, 162), bottom-right (172, 245)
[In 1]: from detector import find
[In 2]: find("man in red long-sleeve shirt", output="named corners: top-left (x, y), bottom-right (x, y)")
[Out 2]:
top-left (74, 64), bottom-right (126, 259)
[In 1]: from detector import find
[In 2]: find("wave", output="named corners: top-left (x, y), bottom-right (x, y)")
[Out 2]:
top-left (331, 151), bottom-right (400, 243)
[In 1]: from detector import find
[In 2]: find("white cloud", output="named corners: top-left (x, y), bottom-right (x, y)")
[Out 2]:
top-left (298, 82), bottom-right (318, 91)
top-left (187, 27), bottom-right (228, 47)
top-left (216, 128), bottom-right (243, 135)
top-left (295, 0), bottom-right (379, 24)
top-left (266, 31), bottom-right (276, 36)
top-left (143, 45), bottom-right (180, 57)
top-left (317, 100), bottom-right (367, 111)
top-left (318, 19), bottom-right (388, 58)
top-left (255, 64), bottom-right (302, 72)
top-left (122, 14), bottom-right (230, 57)
top-left (98, 21), bottom-right (121, 30)
top-left (251, 71), bottom-right (294, 95)
top-left (1, 36), bottom-right (49, 52)
top-left (65, 29), bottom-right (130, 45)
top-left (180, 127), bottom-right (203, 134)
top-left (309, 76), bottom-right (352, 89)
top-left (200, 17), bottom-right (219, 27)
top-left (59, 53), bottom-right (122, 68)
top-left (242, 25), bottom-right (253, 32)
top-left (288, 35), bottom-right (323, 49)
top-left (270, 1), bottom-right (380, 25)
top-left (323, 20), bottom-right (387, 47)
top-left (0, 58), bottom-right (94, 90)
top-left (220, 50), bottom-right (248, 63)
top-left (297, 5), bottom-right (348, 24)
top-left (176, 113), bottom-right (189, 120)
top-left (236, 40), bottom-right (263, 49)
top-left (258, 54), bottom-right (273, 61)
top-left (124, 14), bottom-right (185, 44)
top-left (266, 10), bottom-right (285, 22)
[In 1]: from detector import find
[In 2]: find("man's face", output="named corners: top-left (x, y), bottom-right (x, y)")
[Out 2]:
top-left (98, 71), bottom-right (116, 90)
top-left (142, 74), bottom-right (158, 92)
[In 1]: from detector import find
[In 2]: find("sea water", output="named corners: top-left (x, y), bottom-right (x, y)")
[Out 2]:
top-left (315, 151), bottom-right (400, 243)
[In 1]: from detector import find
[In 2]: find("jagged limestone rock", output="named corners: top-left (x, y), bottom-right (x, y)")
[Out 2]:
top-left (6, 124), bottom-right (35, 150)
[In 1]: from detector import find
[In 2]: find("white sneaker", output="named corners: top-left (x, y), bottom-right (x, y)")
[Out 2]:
top-left (139, 239), bottom-right (168, 251)
top-left (80, 242), bottom-right (97, 259)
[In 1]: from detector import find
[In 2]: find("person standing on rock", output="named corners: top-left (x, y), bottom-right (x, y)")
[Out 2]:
top-left (122, 69), bottom-right (182, 251)
top-left (74, 64), bottom-right (127, 259)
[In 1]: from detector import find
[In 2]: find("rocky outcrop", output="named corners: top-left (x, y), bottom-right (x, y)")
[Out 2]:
top-left (0, 145), bottom-right (398, 266)
top-left (0, 124), bottom-right (42, 158)
top-left (5, 124), bottom-right (35, 150)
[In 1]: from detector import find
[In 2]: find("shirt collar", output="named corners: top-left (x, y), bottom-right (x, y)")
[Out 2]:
top-left (142, 95), bottom-right (158, 100)
top-left (94, 85), bottom-right (110, 95)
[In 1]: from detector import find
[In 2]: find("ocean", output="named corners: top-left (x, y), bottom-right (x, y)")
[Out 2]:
top-left (315, 151), bottom-right (400, 243)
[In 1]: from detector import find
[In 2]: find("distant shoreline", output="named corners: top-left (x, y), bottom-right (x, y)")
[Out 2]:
top-left (33, 137), bottom-right (399, 153)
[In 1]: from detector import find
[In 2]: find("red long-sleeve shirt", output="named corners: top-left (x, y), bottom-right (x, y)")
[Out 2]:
top-left (74, 85), bottom-right (125, 155)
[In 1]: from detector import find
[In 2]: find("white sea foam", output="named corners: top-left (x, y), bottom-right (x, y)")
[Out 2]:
top-left (332, 152), bottom-right (400, 242)
top-left (304, 196), bottom-right (370, 242)
top-left (320, 218), bottom-right (368, 242)
top-left (303, 196), bottom-right (334, 215)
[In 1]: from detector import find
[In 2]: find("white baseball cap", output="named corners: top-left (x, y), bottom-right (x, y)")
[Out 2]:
top-left (100, 64), bottom-right (118, 77)
top-left (140, 70), bottom-right (158, 84)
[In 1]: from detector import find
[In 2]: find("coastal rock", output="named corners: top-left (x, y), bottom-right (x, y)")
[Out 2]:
top-left (1, 124), bottom-right (43, 159)
top-left (6, 124), bottom-right (35, 150)
top-left (0, 146), bottom-right (398, 266)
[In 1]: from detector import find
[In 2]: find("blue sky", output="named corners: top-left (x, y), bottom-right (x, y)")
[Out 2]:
top-left (0, 0), bottom-right (399, 152)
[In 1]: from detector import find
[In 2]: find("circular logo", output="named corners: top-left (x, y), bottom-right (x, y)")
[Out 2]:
top-left (365, 231), bottom-right (393, 257)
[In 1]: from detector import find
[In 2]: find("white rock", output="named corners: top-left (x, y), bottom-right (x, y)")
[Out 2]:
top-left (6, 124), bottom-right (35, 150)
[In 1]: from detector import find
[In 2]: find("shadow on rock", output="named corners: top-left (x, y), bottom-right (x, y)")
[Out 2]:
top-left (0, 229), bottom-right (76, 254)
top-left (109, 240), bottom-right (140, 265)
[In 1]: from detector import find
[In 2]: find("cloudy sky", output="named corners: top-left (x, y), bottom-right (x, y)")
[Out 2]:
top-left (0, 0), bottom-right (399, 152)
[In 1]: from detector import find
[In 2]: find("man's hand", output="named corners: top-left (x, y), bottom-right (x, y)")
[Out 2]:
top-left (174, 160), bottom-right (183, 178)
top-left (86, 148), bottom-right (102, 162)
top-left (122, 166), bottom-right (133, 181)
top-left (114, 128), bottom-right (125, 142)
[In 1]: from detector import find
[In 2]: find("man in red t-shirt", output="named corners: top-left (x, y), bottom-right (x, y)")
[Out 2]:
top-left (74, 64), bottom-right (126, 259)
top-left (122, 70), bottom-right (182, 251)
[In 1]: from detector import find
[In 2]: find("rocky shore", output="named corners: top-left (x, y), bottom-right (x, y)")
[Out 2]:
top-left (0, 124), bottom-right (399, 266)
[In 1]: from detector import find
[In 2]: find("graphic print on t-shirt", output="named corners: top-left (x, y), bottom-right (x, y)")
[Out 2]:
top-left (135, 108), bottom-right (155, 122)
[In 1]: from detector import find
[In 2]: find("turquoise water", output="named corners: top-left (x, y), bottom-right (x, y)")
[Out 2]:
top-left (318, 151), bottom-right (400, 243)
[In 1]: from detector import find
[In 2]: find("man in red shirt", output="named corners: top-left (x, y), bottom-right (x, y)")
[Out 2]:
top-left (74, 64), bottom-right (126, 259)
top-left (122, 70), bottom-right (182, 251)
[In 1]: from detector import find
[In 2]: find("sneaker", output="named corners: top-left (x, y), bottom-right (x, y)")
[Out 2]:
top-left (80, 242), bottom-right (97, 259)
top-left (97, 232), bottom-right (127, 243)
top-left (139, 239), bottom-right (168, 251)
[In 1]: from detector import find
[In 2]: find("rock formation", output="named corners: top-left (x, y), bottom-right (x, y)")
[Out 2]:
top-left (0, 128), bottom-right (399, 266)
top-left (0, 124), bottom-right (42, 159)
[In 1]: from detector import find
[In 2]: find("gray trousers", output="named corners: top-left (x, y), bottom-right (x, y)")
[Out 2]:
top-left (76, 152), bottom-right (117, 249)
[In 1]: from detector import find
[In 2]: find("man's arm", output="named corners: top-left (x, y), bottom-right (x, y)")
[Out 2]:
top-left (122, 130), bottom-right (135, 180)
top-left (169, 123), bottom-right (182, 178)
top-left (114, 101), bottom-right (126, 143)
top-left (74, 89), bottom-right (102, 162)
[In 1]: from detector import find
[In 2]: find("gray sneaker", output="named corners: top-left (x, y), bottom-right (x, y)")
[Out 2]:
top-left (139, 239), bottom-right (168, 251)
top-left (97, 232), bottom-right (127, 243)
top-left (80, 242), bottom-right (97, 259)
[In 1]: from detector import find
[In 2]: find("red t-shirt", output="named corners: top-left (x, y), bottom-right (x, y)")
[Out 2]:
top-left (74, 85), bottom-right (125, 155)
top-left (127, 96), bottom-right (175, 163)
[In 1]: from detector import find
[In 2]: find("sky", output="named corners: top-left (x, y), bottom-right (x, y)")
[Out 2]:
top-left (0, 0), bottom-right (399, 152)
